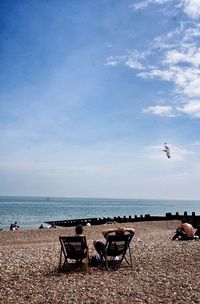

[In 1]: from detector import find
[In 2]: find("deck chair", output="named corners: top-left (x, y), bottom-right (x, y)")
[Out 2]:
top-left (104, 233), bottom-right (133, 270)
top-left (59, 236), bottom-right (89, 272)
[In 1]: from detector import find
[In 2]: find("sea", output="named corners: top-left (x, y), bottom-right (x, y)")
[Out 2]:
top-left (0, 196), bottom-right (200, 230)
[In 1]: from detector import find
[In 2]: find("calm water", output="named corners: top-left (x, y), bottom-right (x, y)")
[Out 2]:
top-left (0, 196), bottom-right (200, 229)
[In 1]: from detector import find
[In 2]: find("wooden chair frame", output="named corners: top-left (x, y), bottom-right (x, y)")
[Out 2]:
top-left (59, 236), bottom-right (89, 272)
top-left (104, 234), bottom-right (133, 270)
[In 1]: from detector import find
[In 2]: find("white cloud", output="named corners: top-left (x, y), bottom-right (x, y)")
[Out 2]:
top-left (177, 100), bottom-right (200, 117)
top-left (183, 26), bottom-right (200, 42)
top-left (105, 59), bottom-right (119, 66)
top-left (125, 58), bottom-right (144, 69)
top-left (183, 73), bottom-right (200, 97)
top-left (142, 82), bottom-right (200, 118)
top-left (105, 52), bottom-right (146, 70)
top-left (183, 0), bottom-right (200, 19)
top-left (142, 105), bottom-right (175, 117)
top-left (164, 47), bottom-right (200, 67)
top-left (171, 67), bottom-right (200, 98)
top-left (107, 1), bottom-right (200, 119)
top-left (105, 55), bottom-right (126, 66)
top-left (138, 65), bottom-right (200, 100)
top-left (138, 69), bottom-right (174, 81)
top-left (130, 0), bottom-right (170, 10)
top-left (131, 0), bottom-right (200, 19)
top-left (151, 35), bottom-right (178, 50)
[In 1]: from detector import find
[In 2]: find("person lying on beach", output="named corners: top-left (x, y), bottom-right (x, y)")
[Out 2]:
top-left (94, 226), bottom-right (135, 261)
top-left (172, 218), bottom-right (195, 240)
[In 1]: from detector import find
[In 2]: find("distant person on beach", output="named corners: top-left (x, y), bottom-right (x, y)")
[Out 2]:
top-left (94, 226), bottom-right (135, 261)
top-left (172, 218), bottom-right (195, 240)
top-left (10, 223), bottom-right (14, 231)
top-left (50, 223), bottom-right (56, 229)
top-left (10, 222), bottom-right (18, 231)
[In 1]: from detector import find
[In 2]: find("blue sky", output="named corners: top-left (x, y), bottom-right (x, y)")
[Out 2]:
top-left (1, 0), bottom-right (200, 199)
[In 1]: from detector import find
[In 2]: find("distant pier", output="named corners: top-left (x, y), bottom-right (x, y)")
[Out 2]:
top-left (45, 211), bottom-right (200, 228)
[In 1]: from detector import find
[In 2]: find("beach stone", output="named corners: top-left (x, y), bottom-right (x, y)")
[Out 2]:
top-left (0, 220), bottom-right (200, 303)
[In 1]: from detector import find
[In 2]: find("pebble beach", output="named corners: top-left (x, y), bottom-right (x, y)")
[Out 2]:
top-left (0, 220), bottom-right (200, 304)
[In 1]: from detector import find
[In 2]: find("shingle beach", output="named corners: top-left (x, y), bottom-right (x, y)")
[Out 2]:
top-left (0, 220), bottom-right (199, 304)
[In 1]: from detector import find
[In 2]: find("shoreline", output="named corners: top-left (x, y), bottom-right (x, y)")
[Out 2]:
top-left (2, 209), bottom-right (200, 231)
top-left (1, 196), bottom-right (200, 231)
top-left (1, 220), bottom-right (200, 303)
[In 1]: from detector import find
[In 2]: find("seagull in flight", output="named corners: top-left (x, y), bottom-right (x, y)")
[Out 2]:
top-left (163, 143), bottom-right (171, 159)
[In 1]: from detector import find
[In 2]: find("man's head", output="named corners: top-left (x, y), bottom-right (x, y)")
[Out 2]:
top-left (115, 227), bottom-right (125, 235)
top-left (75, 224), bottom-right (83, 235)
top-left (181, 218), bottom-right (187, 224)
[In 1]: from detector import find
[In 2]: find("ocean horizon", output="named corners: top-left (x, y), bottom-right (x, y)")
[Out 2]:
top-left (1, 195), bottom-right (200, 230)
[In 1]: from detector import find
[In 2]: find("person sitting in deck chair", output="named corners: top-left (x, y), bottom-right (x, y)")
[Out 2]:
top-left (172, 218), bottom-right (195, 241)
top-left (59, 224), bottom-right (89, 271)
top-left (94, 226), bottom-right (135, 261)
top-left (74, 224), bottom-right (88, 264)
top-left (75, 224), bottom-right (84, 236)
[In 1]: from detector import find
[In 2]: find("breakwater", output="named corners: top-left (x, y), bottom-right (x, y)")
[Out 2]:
top-left (45, 211), bottom-right (200, 228)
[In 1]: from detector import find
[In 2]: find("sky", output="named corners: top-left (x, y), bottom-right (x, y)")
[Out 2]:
top-left (0, 0), bottom-right (200, 200)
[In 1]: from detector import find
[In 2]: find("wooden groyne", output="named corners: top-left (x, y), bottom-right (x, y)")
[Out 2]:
top-left (45, 211), bottom-right (200, 228)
